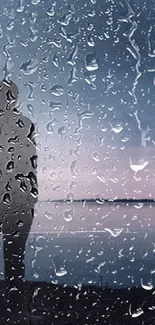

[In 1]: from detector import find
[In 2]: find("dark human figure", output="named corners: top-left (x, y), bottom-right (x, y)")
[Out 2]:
top-left (0, 80), bottom-right (38, 324)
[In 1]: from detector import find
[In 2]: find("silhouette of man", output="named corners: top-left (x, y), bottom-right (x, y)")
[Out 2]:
top-left (0, 80), bottom-right (38, 323)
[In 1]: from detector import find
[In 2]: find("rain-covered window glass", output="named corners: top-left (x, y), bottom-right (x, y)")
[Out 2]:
top-left (0, 0), bottom-right (154, 324)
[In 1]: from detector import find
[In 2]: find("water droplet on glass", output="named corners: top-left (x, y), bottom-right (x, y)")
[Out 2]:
top-left (52, 185), bottom-right (60, 192)
top-left (85, 52), bottom-right (98, 71)
top-left (129, 159), bottom-right (149, 173)
top-left (47, 3), bottom-right (56, 17)
top-left (33, 272), bottom-right (39, 279)
top-left (50, 84), bottom-right (64, 96)
top-left (55, 267), bottom-right (67, 277)
top-left (16, 118), bottom-right (24, 129)
top-left (84, 71), bottom-right (96, 88)
top-left (58, 126), bottom-right (66, 137)
top-left (129, 304), bottom-right (143, 318)
top-left (25, 82), bottom-right (34, 100)
top-left (86, 257), bottom-right (95, 264)
top-left (20, 179), bottom-right (27, 192)
top-left (32, 287), bottom-right (41, 299)
top-left (21, 17), bottom-right (26, 25)
top-left (101, 126), bottom-right (107, 132)
top-left (3, 58), bottom-right (14, 80)
top-left (29, 12), bottom-right (38, 24)
top-left (134, 203), bottom-right (144, 209)
top-left (77, 110), bottom-right (94, 131)
top-left (49, 101), bottom-right (62, 112)
top-left (45, 121), bottom-right (54, 134)
top-left (0, 24), bottom-right (3, 39)
top-left (47, 37), bottom-right (61, 48)
top-left (27, 171), bottom-right (37, 187)
top-left (92, 152), bottom-right (100, 162)
top-left (95, 262), bottom-right (106, 273)
top-left (52, 54), bottom-right (59, 68)
top-left (44, 211), bottom-right (53, 220)
top-left (15, 173), bottom-right (24, 182)
top-left (87, 33), bottom-right (95, 47)
top-left (57, 13), bottom-right (72, 26)
top-left (7, 21), bottom-right (14, 31)
top-left (110, 119), bottom-right (123, 134)
top-left (6, 161), bottom-right (14, 172)
top-left (31, 0), bottom-right (40, 4)
top-left (52, 255), bottom-right (67, 277)
top-left (27, 104), bottom-right (35, 116)
top-left (67, 46), bottom-right (78, 66)
top-left (69, 181), bottom-right (77, 189)
top-left (30, 187), bottom-right (38, 199)
top-left (20, 59), bottom-right (39, 75)
top-left (97, 173), bottom-right (106, 183)
top-left (16, 0), bottom-right (24, 12)
top-left (87, 23), bottom-right (94, 31)
top-left (141, 278), bottom-right (153, 290)
top-left (20, 39), bottom-right (29, 47)
top-left (69, 160), bottom-right (79, 178)
top-left (68, 67), bottom-right (78, 85)
top-left (5, 181), bottom-right (11, 192)
top-left (65, 192), bottom-right (75, 201)
top-left (2, 193), bottom-right (11, 204)
top-left (29, 25), bottom-right (38, 43)
top-left (30, 155), bottom-right (37, 169)
top-left (104, 228), bottom-right (124, 237)
top-left (16, 219), bottom-right (24, 227)
top-left (3, 8), bottom-right (15, 19)
top-left (41, 84), bottom-right (46, 92)
top-left (8, 136), bottom-right (19, 145)
top-left (64, 209), bottom-right (73, 222)
top-left (88, 9), bottom-right (96, 17)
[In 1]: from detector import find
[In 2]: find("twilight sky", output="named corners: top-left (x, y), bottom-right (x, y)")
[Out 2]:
top-left (0, 0), bottom-right (155, 200)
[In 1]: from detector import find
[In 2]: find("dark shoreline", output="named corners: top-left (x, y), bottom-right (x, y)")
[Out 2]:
top-left (38, 199), bottom-right (155, 204)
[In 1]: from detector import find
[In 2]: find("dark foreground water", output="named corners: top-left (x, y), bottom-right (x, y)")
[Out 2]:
top-left (0, 201), bottom-right (155, 289)
top-left (24, 230), bottom-right (155, 289)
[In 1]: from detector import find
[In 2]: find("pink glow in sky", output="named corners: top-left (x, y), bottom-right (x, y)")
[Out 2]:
top-left (36, 140), bottom-right (155, 201)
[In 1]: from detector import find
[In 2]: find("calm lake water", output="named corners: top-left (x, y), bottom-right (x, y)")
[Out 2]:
top-left (0, 201), bottom-right (155, 288)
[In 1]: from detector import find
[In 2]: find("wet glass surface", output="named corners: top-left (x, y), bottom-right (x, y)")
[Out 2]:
top-left (0, 0), bottom-right (155, 324)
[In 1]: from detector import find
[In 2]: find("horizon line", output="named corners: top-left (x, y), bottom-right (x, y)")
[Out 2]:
top-left (37, 198), bottom-right (155, 202)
